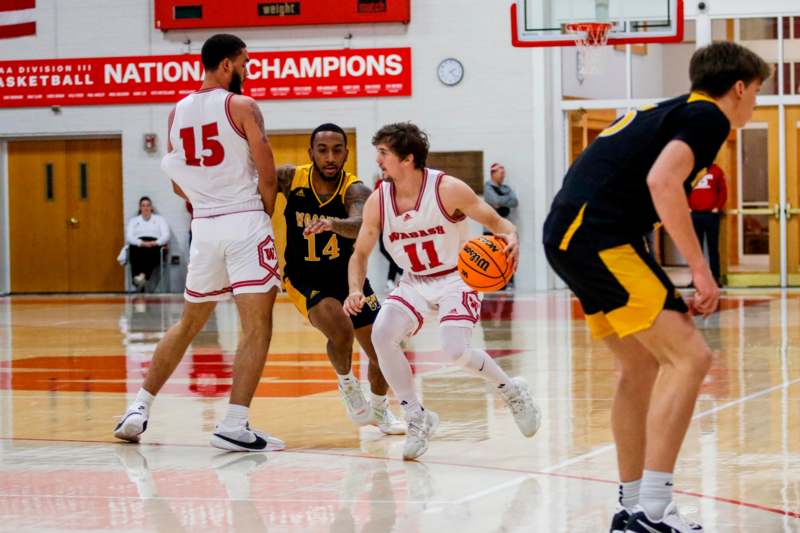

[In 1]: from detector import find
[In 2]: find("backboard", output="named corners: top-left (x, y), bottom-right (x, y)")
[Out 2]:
top-left (511, 0), bottom-right (684, 47)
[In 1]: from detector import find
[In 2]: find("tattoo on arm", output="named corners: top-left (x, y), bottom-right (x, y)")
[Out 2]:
top-left (276, 165), bottom-right (295, 196)
top-left (248, 99), bottom-right (268, 145)
top-left (330, 182), bottom-right (371, 239)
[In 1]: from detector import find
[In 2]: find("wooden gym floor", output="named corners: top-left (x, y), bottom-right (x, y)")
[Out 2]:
top-left (0, 290), bottom-right (798, 532)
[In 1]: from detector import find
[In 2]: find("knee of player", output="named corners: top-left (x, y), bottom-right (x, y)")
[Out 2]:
top-left (440, 337), bottom-right (469, 364)
top-left (693, 346), bottom-right (713, 375)
top-left (329, 326), bottom-right (354, 350)
top-left (371, 318), bottom-right (399, 348)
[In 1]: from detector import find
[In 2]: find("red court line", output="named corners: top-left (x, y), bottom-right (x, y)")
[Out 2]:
top-left (0, 436), bottom-right (797, 520)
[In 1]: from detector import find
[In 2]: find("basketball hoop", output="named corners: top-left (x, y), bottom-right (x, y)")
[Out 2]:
top-left (565, 22), bottom-right (613, 77)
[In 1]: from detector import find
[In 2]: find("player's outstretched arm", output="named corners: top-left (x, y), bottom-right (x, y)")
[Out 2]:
top-left (305, 182), bottom-right (371, 239)
top-left (343, 190), bottom-right (381, 316)
top-left (276, 165), bottom-right (295, 197)
top-left (440, 176), bottom-right (520, 271)
top-left (232, 96), bottom-right (277, 216)
top-left (647, 140), bottom-right (719, 315)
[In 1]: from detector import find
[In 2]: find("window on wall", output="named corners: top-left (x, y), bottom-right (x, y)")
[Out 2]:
top-left (712, 17), bottom-right (781, 95)
top-left (783, 16), bottom-right (800, 95)
top-left (426, 151), bottom-right (484, 194)
top-left (632, 20), bottom-right (696, 98)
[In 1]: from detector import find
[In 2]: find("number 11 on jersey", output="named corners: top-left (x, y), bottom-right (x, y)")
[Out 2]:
top-left (403, 240), bottom-right (443, 272)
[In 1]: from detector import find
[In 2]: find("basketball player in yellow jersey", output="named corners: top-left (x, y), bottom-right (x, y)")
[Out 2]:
top-left (278, 123), bottom-right (405, 435)
top-left (544, 43), bottom-right (770, 532)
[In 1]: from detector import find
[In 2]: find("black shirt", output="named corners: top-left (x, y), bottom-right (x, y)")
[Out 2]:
top-left (543, 92), bottom-right (730, 250)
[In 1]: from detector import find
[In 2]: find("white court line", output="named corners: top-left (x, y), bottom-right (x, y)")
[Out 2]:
top-left (443, 374), bottom-right (800, 508)
top-left (0, 493), bottom-right (436, 504)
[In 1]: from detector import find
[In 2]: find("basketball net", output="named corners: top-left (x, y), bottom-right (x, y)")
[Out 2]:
top-left (565, 22), bottom-right (612, 77)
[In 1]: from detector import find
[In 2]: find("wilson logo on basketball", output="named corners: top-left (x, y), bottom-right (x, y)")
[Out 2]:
top-left (462, 245), bottom-right (490, 272)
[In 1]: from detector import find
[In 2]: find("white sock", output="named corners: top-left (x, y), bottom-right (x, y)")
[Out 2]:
top-left (399, 398), bottom-right (423, 418)
top-left (135, 388), bottom-right (155, 409)
top-left (221, 403), bottom-right (249, 429)
top-left (337, 370), bottom-right (357, 387)
top-left (442, 327), bottom-right (511, 389)
top-left (370, 392), bottom-right (388, 410)
top-left (619, 479), bottom-right (641, 510)
top-left (639, 470), bottom-right (673, 520)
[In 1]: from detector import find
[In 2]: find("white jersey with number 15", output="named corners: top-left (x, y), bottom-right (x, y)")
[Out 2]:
top-left (162, 87), bottom-right (263, 219)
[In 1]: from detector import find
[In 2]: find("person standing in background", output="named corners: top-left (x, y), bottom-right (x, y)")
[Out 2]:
top-left (484, 163), bottom-right (519, 288)
top-left (689, 163), bottom-right (727, 286)
top-left (484, 163), bottom-right (519, 220)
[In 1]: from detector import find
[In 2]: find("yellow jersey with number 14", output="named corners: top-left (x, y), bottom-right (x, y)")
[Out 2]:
top-left (283, 164), bottom-right (361, 284)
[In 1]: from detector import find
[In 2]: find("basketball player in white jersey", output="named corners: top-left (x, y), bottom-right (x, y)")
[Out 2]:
top-left (344, 123), bottom-right (542, 460)
top-left (114, 34), bottom-right (284, 452)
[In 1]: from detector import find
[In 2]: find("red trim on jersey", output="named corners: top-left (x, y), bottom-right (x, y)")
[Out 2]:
top-left (225, 93), bottom-right (248, 140)
top-left (167, 107), bottom-right (176, 147)
top-left (440, 290), bottom-right (480, 324)
top-left (378, 182), bottom-right (386, 233)
top-left (390, 168), bottom-right (428, 217)
top-left (407, 266), bottom-right (458, 280)
top-left (435, 173), bottom-right (467, 223)
top-left (185, 286), bottom-right (233, 298)
top-left (230, 235), bottom-right (280, 289)
top-left (192, 208), bottom-right (264, 220)
top-left (385, 295), bottom-right (424, 335)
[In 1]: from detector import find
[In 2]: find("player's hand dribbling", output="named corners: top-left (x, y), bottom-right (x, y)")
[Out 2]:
top-left (691, 265), bottom-right (720, 317)
top-left (304, 218), bottom-right (333, 236)
top-left (494, 232), bottom-right (520, 272)
top-left (343, 291), bottom-right (365, 316)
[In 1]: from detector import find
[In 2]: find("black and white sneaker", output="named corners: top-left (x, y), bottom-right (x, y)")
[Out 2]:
top-left (113, 402), bottom-right (148, 442)
top-left (625, 503), bottom-right (703, 532)
top-left (610, 506), bottom-right (633, 533)
top-left (210, 422), bottom-right (286, 452)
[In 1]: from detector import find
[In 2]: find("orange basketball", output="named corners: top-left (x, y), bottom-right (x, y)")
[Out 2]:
top-left (458, 235), bottom-right (513, 292)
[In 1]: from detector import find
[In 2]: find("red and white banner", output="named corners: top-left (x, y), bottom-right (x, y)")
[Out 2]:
top-left (0, 47), bottom-right (411, 108)
top-left (0, 0), bottom-right (36, 39)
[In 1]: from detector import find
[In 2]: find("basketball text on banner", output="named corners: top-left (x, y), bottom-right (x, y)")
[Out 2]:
top-left (0, 47), bottom-right (412, 108)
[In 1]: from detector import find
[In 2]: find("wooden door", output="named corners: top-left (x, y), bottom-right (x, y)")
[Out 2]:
top-left (8, 140), bottom-right (70, 292)
top-left (786, 106), bottom-right (800, 284)
top-left (724, 107), bottom-right (780, 286)
top-left (268, 132), bottom-right (358, 269)
top-left (8, 138), bottom-right (124, 293)
top-left (65, 138), bottom-right (124, 292)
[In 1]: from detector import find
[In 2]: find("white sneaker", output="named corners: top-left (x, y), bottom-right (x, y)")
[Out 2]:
top-left (371, 402), bottom-right (407, 435)
top-left (210, 422), bottom-right (286, 452)
top-left (625, 502), bottom-right (703, 532)
top-left (132, 273), bottom-right (146, 288)
top-left (339, 380), bottom-right (371, 424)
top-left (113, 402), bottom-right (149, 442)
top-left (499, 377), bottom-right (542, 438)
top-left (403, 409), bottom-right (439, 460)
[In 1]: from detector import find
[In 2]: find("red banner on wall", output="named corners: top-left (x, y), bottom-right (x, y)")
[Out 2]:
top-left (0, 47), bottom-right (411, 108)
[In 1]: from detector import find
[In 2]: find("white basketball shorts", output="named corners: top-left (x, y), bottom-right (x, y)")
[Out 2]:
top-left (184, 210), bottom-right (281, 303)
top-left (383, 270), bottom-right (482, 335)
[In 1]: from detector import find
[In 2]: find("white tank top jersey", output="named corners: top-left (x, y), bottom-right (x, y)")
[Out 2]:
top-left (162, 87), bottom-right (263, 218)
top-left (380, 168), bottom-right (469, 277)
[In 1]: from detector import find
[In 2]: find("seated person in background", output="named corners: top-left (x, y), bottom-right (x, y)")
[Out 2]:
top-left (126, 196), bottom-right (171, 289)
